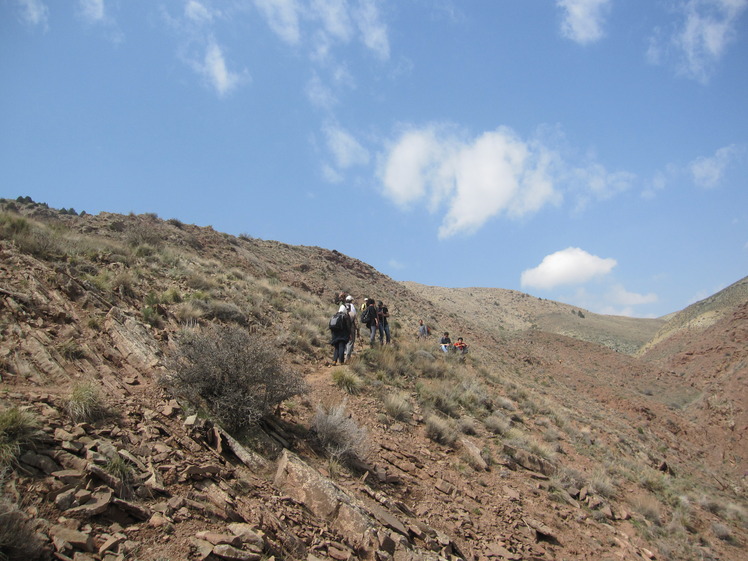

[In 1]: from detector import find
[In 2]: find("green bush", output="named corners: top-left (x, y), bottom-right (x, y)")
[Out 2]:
top-left (167, 325), bottom-right (307, 431)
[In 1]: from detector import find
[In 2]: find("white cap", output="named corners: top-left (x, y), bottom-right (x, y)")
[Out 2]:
top-left (345, 295), bottom-right (354, 302)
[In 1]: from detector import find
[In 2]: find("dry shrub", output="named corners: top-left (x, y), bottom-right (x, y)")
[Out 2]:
top-left (167, 325), bottom-right (307, 432)
top-left (458, 416), bottom-right (477, 435)
top-left (0, 497), bottom-right (48, 560)
top-left (383, 393), bottom-right (412, 421)
top-left (332, 369), bottom-right (363, 394)
top-left (0, 407), bottom-right (44, 469)
top-left (631, 494), bottom-right (663, 526)
top-left (588, 467), bottom-right (617, 499)
top-left (425, 414), bottom-right (458, 446)
top-left (312, 402), bottom-right (369, 465)
top-left (65, 382), bottom-right (109, 423)
top-left (484, 413), bottom-right (511, 436)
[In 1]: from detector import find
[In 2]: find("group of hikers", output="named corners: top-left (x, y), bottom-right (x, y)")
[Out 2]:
top-left (328, 292), bottom-right (391, 366)
top-left (417, 320), bottom-right (468, 354)
top-left (329, 293), bottom-right (468, 365)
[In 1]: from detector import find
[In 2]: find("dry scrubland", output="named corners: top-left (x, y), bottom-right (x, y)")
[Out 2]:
top-left (0, 197), bottom-right (746, 561)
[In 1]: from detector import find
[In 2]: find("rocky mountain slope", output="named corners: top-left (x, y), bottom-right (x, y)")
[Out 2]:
top-left (0, 198), bottom-right (746, 561)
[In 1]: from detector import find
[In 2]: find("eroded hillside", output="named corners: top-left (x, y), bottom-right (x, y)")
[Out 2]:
top-left (1, 199), bottom-right (746, 561)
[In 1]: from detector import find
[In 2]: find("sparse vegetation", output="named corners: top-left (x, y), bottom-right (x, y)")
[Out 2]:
top-left (383, 392), bottom-right (412, 421)
top-left (0, 407), bottom-right (44, 469)
top-left (331, 368), bottom-right (363, 394)
top-left (167, 325), bottom-right (307, 431)
top-left (312, 402), bottom-right (369, 466)
top-left (65, 381), bottom-right (109, 423)
top-left (0, 496), bottom-right (48, 561)
top-left (425, 414), bottom-right (458, 446)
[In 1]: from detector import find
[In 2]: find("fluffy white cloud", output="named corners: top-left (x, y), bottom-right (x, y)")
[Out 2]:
top-left (557, 0), bottom-right (612, 44)
top-left (521, 247), bottom-right (617, 290)
top-left (689, 144), bottom-right (741, 188)
top-left (254, 0), bottom-right (301, 44)
top-left (380, 125), bottom-right (637, 237)
top-left (381, 127), bottom-right (446, 208)
top-left (649, 0), bottom-right (748, 82)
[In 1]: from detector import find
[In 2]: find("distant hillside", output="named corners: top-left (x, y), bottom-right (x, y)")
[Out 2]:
top-left (402, 283), bottom-right (665, 354)
top-left (638, 275), bottom-right (748, 356)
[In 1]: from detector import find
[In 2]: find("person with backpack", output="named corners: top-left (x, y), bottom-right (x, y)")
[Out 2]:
top-left (377, 300), bottom-right (391, 345)
top-left (329, 294), bottom-right (352, 365)
top-left (360, 297), bottom-right (379, 347)
top-left (343, 294), bottom-right (358, 362)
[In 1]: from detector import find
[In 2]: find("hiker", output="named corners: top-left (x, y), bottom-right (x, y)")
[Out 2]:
top-left (377, 300), bottom-right (391, 345)
top-left (329, 294), bottom-right (352, 365)
top-left (344, 294), bottom-right (358, 362)
top-left (453, 337), bottom-right (468, 354)
top-left (439, 332), bottom-right (452, 353)
top-left (361, 297), bottom-right (379, 347)
top-left (417, 319), bottom-right (430, 338)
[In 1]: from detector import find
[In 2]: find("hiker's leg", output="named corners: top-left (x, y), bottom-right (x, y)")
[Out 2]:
top-left (345, 337), bottom-right (354, 361)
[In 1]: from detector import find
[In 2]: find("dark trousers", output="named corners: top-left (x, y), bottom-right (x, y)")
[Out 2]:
top-left (333, 340), bottom-right (347, 363)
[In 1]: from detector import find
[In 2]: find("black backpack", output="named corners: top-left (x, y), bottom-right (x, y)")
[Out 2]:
top-left (329, 310), bottom-right (350, 332)
top-left (360, 305), bottom-right (374, 325)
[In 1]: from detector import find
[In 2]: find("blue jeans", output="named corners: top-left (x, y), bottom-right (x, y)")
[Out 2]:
top-left (378, 322), bottom-right (391, 344)
top-left (369, 324), bottom-right (377, 344)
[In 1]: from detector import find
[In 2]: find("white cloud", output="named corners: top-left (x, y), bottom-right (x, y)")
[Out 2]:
top-left (567, 162), bottom-right (635, 211)
top-left (354, 0), bottom-right (390, 60)
top-left (313, 0), bottom-right (353, 42)
top-left (521, 247), bottom-right (617, 290)
top-left (324, 123), bottom-right (370, 169)
top-left (78, 0), bottom-right (104, 23)
top-left (185, 0), bottom-right (214, 24)
top-left (557, 0), bottom-right (612, 45)
top-left (651, 0), bottom-right (748, 83)
top-left (17, 0), bottom-right (49, 28)
top-left (689, 144), bottom-right (741, 188)
top-left (380, 124), bottom-right (636, 237)
top-left (380, 126), bottom-right (448, 209)
top-left (196, 40), bottom-right (247, 97)
top-left (607, 284), bottom-right (658, 307)
top-left (254, 0), bottom-right (301, 45)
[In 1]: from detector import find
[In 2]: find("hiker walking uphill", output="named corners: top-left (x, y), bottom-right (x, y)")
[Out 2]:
top-left (360, 297), bottom-right (379, 347)
top-left (377, 300), bottom-right (391, 345)
top-left (343, 294), bottom-right (358, 362)
top-left (328, 294), bottom-right (352, 365)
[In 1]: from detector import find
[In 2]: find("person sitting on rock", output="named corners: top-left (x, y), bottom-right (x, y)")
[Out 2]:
top-left (453, 337), bottom-right (468, 354)
top-left (439, 332), bottom-right (451, 353)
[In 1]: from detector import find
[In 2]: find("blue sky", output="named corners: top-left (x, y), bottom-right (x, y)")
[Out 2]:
top-left (1, 0), bottom-right (747, 318)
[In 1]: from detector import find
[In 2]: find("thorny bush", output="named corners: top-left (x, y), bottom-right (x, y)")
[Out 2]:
top-left (167, 325), bottom-right (307, 432)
